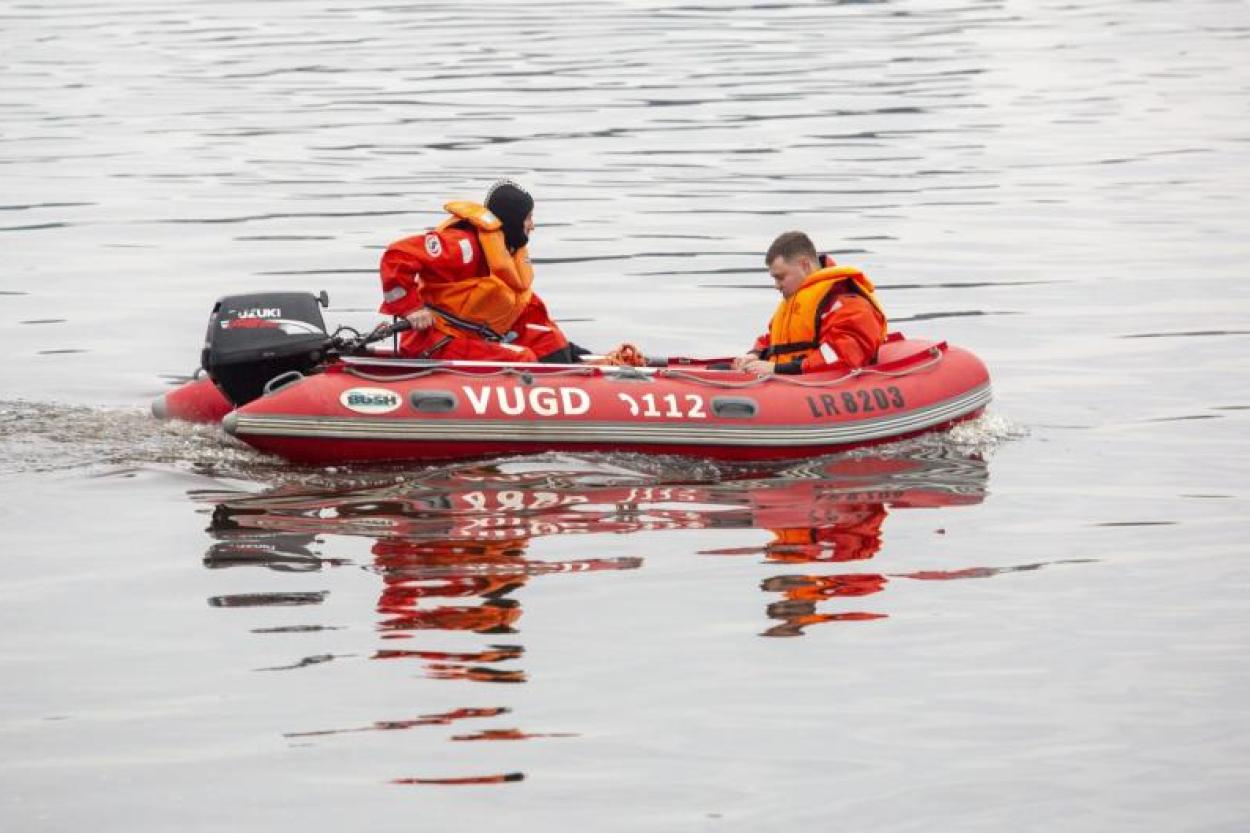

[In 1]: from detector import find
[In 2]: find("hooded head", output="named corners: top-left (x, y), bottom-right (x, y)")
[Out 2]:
top-left (485, 179), bottom-right (534, 252)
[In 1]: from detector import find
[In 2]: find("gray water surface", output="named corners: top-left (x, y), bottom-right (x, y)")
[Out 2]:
top-left (2, 2), bottom-right (1248, 831)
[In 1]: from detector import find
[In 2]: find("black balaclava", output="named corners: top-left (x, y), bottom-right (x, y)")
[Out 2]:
top-left (485, 179), bottom-right (534, 252)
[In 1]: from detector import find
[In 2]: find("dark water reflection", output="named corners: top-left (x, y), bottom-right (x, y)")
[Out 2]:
top-left (193, 446), bottom-right (1034, 782)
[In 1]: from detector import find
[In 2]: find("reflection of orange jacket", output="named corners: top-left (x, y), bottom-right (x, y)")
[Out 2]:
top-left (372, 538), bottom-right (528, 569)
top-left (372, 538), bottom-right (529, 634)
top-left (380, 599), bottom-right (522, 634)
top-left (378, 575), bottom-right (525, 612)
top-left (752, 260), bottom-right (887, 373)
top-left (765, 503), bottom-right (887, 563)
top-left (762, 599), bottom-right (886, 637)
top-left (378, 201), bottom-right (534, 336)
top-left (764, 573), bottom-right (888, 602)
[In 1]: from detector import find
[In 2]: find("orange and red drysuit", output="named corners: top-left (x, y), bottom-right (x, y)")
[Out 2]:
top-left (750, 256), bottom-right (888, 374)
top-left (378, 201), bottom-right (575, 362)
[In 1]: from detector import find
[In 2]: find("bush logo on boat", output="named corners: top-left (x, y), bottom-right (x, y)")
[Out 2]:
top-left (340, 387), bottom-right (402, 415)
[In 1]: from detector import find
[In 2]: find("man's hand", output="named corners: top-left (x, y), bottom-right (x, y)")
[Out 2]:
top-left (741, 358), bottom-right (775, 377)
top-left (731, 353), bottom-right (759, 371)
top-left (404, 308), bottom-right (435, 331)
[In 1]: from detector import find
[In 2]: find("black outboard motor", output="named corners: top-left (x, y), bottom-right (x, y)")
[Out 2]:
top-left (202, 291), bottom-right (331, 406)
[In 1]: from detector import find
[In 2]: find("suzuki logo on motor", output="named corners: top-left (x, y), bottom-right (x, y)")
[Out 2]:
top-left (237, 308), bottom-right (282, 319)
top-left (340, 387), bottom-right (402, 414)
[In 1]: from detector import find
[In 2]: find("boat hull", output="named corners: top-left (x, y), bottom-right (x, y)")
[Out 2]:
top-left (208, 338), bottom-right (990, 465)
top-left (152, 376), bottom-right (233, 423)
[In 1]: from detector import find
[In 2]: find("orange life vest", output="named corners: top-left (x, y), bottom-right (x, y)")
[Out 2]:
top-left (764, 266), bottom-right (887, 365)
top-left (424, 201), bottom-right (534, 337)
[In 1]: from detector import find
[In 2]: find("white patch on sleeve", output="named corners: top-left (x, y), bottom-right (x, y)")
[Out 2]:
top-left (459, 239), bottom-right (473, 263)
top-left (821, 299), bottom-right (843, 318)
top-left (525, 323), bottom-right (552, 332)
top-left (384, 286), bottom-right (408, 302)
top-left (424, 235), bottom-right (443, 258)
top-left (819, 342), bottom-right (839, 364)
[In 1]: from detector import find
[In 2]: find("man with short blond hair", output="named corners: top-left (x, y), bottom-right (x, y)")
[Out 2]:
top-left (734, 231), bottom-right (888, 376)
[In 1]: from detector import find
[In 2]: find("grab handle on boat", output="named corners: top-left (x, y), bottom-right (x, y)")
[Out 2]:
top-left (409, 390), bottom-right (459, 414)
top-left (262, 370), bottom-right (305, 396)
top-left (711, 396), bottom-right (758, 419)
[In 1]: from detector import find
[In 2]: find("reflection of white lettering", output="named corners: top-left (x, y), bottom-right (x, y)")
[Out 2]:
top-left (460, 489), bottom-right (588, 513)
top-left (531, 491), bottom-right (561, 510)
top-left (459, 385), bottom-right (593, 417)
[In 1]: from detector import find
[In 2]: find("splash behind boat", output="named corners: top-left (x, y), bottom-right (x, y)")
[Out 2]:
top-left (154, 291), bottom-right (992, 465)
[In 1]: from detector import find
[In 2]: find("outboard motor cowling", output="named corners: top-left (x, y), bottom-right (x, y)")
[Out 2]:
top-left (202, 292), bottom-right (331, 406)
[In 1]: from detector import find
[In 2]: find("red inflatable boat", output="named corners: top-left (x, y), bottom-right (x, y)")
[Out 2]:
top-left (154, 291), bottom-right (991, 465)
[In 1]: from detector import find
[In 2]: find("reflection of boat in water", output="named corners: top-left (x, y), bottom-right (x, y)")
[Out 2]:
top-left (208, 451), bottom-right (988, 540)
top-left (202, 449), bottom-right (994, 641)
top-left (198, 447), bottom-right (1028, 783)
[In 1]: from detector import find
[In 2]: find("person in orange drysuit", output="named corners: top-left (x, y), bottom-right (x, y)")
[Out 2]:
top-left (734, 231), bottom-right (888, 376)
top-left (377, 180), bottom-right (590, 363)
